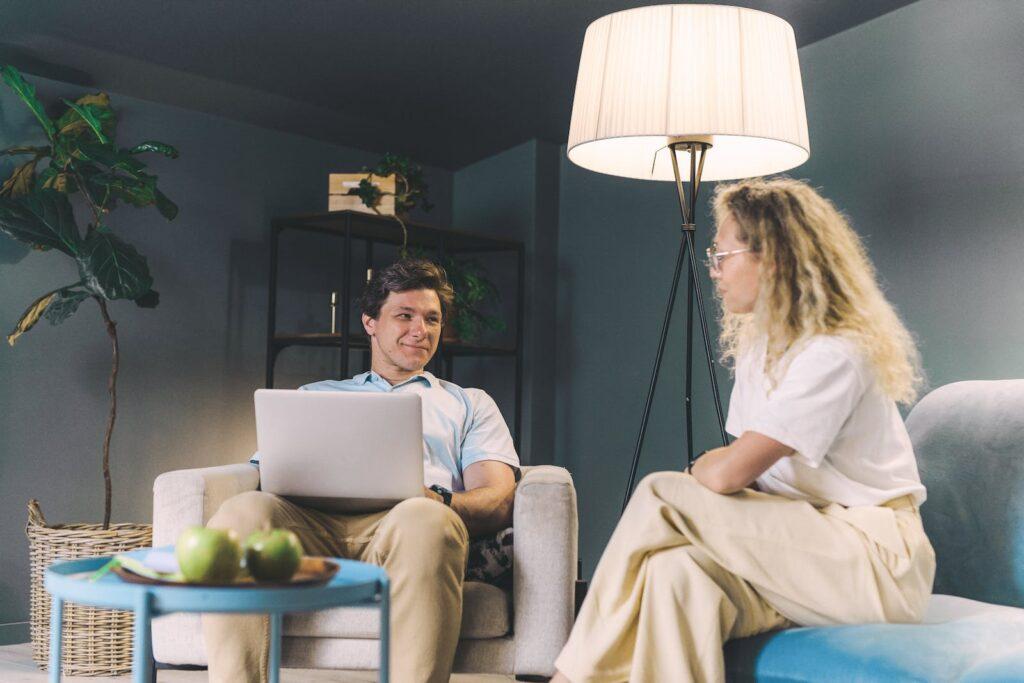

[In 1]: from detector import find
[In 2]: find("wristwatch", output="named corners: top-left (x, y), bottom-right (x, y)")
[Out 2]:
top-left (429, 484), bottom-right (453, 507)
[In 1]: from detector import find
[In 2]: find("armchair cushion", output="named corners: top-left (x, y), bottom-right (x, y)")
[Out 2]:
top-left (513, 465), bottom-right (578, 675)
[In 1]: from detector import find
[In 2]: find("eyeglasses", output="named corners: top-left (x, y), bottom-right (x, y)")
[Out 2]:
top-left (704, 245), bottom-right (751, 273)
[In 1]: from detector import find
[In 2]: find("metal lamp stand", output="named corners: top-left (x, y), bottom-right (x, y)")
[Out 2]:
top-left (621, 140), bottom-right (730, 513)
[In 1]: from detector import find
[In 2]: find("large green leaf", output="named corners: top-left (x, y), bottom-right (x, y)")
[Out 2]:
top-left (0, 66), bottom-right (56, 141)
top-left (43, 287), bottom-right (91, 325)
top-left (87, 170), bottom-right (156, 208)
top-left (73, 141), bottom-right (145, 175)
top-left (0, 188), bottom-right (79, 254)
top-left (60, 99), bottom-right (110, 144)
top-left (55, 93), bottom-right (117, 140)
top-left (129, 141), bottom-right (179, 159)
top-left (77, 229), bottom-right (152, 300)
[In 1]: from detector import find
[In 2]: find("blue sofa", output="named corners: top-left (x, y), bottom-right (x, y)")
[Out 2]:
top-left (725, 380), bottom-right (1024, 682)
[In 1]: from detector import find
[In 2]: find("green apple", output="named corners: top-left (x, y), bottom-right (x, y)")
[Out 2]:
top-left (175, 526), bottom-right (241, 584)
top-left (243, 529), bottom-right (303, 582)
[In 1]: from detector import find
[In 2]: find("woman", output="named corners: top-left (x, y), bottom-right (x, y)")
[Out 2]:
top-left (552, 177), bottom-right (936, 683)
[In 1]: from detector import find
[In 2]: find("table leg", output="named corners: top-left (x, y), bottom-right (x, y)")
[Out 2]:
top-left (48, 597), bottom-right (63, 683)
top-left (269, 612), bottom-right (283, 683)
top-left (379, 576), bottom-right (390, 683)
top-left (133, 591), bottom-right (153, 683)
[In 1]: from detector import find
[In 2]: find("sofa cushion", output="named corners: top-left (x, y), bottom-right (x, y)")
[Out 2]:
top-left (907, 380), bottom-right (1024, 608)
top-left (724, 595), bottom-right (1024, 682)
top-left (284, 580), bottom-right (510, 640)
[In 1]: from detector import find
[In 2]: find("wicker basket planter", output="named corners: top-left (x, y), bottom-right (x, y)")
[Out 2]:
top-left (25, 499), bottom-right (152, 676)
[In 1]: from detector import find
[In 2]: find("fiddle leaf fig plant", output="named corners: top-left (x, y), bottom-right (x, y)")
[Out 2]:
top-left (0, 65), bottom-right (179, 528)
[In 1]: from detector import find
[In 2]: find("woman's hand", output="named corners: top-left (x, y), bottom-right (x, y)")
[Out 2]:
top-left (690, 431), bottom-right (794, 494)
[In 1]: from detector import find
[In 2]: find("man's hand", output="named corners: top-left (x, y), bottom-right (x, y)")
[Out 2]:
top-left (441, 461), bottom-right (516, 539)
top-left (690, 431), bottom-right (794, 494)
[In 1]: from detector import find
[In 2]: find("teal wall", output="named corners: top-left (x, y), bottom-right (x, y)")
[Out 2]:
top-left (452, 140), bottom-right (561, 465)
top-left (0, 74), bottom-right (453, 643)
top-left (556, 0), bottom-right (1024, 578)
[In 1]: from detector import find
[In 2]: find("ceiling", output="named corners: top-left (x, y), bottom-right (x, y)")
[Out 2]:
top-left (1, 1), bottom-right (917, 170)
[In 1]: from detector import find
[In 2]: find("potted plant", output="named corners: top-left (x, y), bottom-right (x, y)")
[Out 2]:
top-left (439, 256), bottom-right (506, 343)
top-left (351, 152), bottom-right (433, 256)
top-left (0, 65), bottom-right (178, 675)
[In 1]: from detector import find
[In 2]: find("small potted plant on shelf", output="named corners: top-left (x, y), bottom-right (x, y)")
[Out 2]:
top-left (0, 65), bottom-right (179, 676)
top-left (441, 255), bottom-right (507, 344)
top-left (351, 152), bottom-right (433, 256)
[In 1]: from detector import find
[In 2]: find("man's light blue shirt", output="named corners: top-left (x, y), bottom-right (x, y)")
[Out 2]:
top-left (252, 371), bottom-right (519, 492)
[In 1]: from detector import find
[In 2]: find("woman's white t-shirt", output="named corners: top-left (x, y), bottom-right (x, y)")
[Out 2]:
top-left (725, 334), bottom-right (926, 507)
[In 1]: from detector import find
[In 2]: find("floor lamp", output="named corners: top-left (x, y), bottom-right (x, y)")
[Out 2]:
top-left (566, 5), bottom-right (811, 510)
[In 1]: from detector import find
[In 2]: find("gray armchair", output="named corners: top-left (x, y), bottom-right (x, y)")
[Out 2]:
top-left (151, 463), bottom-right (578, 678)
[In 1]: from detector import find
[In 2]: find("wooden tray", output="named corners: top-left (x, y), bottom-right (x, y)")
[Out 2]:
top-left (113, 557), bottom-right (339, 588)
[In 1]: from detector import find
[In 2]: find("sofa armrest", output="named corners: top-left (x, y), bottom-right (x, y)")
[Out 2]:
top-left (512, 464), bottom-right (579, 676)
top-left (152, 464), bottom-right (260, 547)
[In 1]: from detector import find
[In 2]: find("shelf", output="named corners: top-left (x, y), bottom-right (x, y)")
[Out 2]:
top-left (273, 333), bottom-right (370, 349)
top-left (266, 208), bottom-right (525, 445)
top-left (272, 210), bottom-right (521, 253)
top-left (272, 332), bottom-right (517, 357)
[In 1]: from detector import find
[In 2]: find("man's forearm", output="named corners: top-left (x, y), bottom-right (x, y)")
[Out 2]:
top-left (447, 485), bottom-right (514, 538)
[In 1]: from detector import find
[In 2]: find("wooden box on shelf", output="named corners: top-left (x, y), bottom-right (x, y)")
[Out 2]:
top-left (328, 173), bottom-right (396, 215)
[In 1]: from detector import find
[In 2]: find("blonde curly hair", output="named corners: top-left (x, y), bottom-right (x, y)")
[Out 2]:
top-left (712, 177), bottom-right (923, 405)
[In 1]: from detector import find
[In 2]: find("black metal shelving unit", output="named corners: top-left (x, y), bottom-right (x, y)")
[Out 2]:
top-left (265, 209), bottom-right (525, 446)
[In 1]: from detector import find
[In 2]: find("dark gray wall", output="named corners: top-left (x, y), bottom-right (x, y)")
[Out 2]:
top-left (556, 0), bottom-right (1024, 578)
top-left (452, 140), bottom-right (561, 466)
top-left (0, 75), bottom-right (453, 642)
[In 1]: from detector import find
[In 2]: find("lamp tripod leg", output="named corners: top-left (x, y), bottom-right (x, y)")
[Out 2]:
top-left (684, 228), bottom-right (729, 447)
top-left (622, 235), bottom-right (688, 513)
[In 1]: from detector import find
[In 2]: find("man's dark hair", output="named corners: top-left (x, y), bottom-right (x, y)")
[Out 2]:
top-left (358, 258), bottom-right (455, 320)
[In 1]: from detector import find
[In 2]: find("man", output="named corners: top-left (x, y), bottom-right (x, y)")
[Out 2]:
top-left (202, 259), bottom-right (520, 683)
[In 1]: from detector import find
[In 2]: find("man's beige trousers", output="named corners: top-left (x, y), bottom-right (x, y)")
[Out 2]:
top-left (555, 472), bottom-right (936, 683)
top-left (201, 491), bottom-right (468, 683)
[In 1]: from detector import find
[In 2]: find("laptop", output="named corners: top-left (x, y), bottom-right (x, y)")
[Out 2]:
top-left (254, 389), bottom-right (424, 512)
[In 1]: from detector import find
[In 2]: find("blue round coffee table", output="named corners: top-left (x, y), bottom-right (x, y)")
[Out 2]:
top-left (44, 545), bottom-right (390, 683)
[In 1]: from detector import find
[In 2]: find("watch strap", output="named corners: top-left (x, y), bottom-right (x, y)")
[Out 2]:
top-left (430, 484), bottom-right (453, 506)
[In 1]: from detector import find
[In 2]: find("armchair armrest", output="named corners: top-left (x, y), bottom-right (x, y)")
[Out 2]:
top-left (512, 465), bottom-right (579, 676)
top-left (152, 464), bottom-right (260, 547)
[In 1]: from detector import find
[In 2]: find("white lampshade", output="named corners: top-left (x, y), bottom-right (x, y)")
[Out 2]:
top-left (567, 4), bottom-right (810, 182)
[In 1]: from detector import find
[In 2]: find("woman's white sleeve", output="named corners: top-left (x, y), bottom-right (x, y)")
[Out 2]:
top-left (746, 343), bottom-right (867, 468)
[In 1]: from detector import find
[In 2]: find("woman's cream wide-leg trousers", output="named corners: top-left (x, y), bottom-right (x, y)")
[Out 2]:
top-left (555, 472), bottom-right (935, 683)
